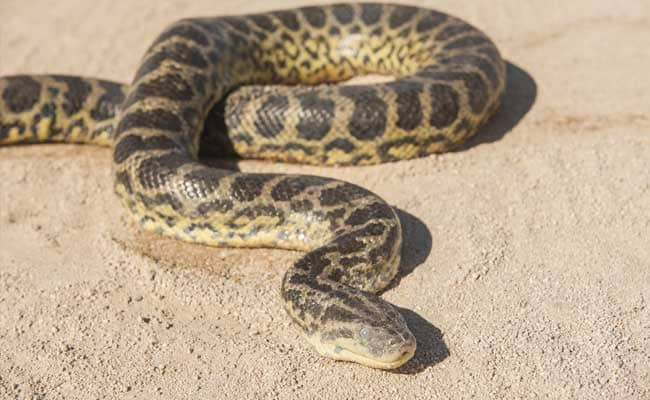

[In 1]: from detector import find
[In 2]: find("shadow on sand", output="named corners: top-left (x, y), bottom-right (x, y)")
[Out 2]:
top-left (382, 209), bottom-right (449, 374)
top-left (388, 62), bottom-right (536, 373)
top-left (460, 61), bottom-right (538, 150)
top-left (395, 307), bottom-right (450, 374)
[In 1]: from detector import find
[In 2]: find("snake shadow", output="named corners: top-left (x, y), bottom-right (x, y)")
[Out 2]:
top-left (382, 62), bottom-right (537, 373)
top-left (380, 209), bottom-right (449, 373)
top-left (458, 61), bottom-right (537, 150)
top-left (376, 208), bottom-right (430, 295)
top-left (393, 208), bottom-right (432, 282)
top-left (395, 306), bottom-right (449, 374)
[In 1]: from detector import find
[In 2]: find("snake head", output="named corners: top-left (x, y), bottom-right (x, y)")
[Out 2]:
top-left (308, 291), bottom-right (416, 369)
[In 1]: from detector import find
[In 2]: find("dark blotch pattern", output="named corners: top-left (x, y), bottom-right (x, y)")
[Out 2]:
top-left (458, 72), bottom-right (489, 113)
top-left (290, 199), bottom-right (314, 212)
top-left (295, 290), bottom-right (325, 319)
top-left (274, 11), bottom-right (300, 31)
top-left (0, 121), bottom-right (26, 140)
top-left (361, 4), bottom-right (382, 25)
top-left (441, 55), bottom-right (500, 88)
top-left (53, 76), bottom-right (92, 117)
top-left (388, 6), bottom-right (417, 29)
top-left (160, 42), bottom-right (209, 69)
top-left (270, 176), bottom-right (324, 202)
top-left (302, 7), bottom-right (326, 29)
top-left (152, 193), bottom-right (184, 212)
top-left (370, 27), bottom-right (383, 37)
top-left (122, 73), bottom-right (194, 111)
top-left (325, 138), bottom-right (355, 153)
top-left (250, 14), bottom-right (275, 31)
top-left (429, 84), bottom-right (460, 128)
top-left (436, 24), bottom-right (474, 41)
top-left (233, 204), bottom-right (283, 224)
top-left (31, 102), bottom-right (58, 136)
top-left (345, 202), bottom-right (391, 227)
top-left (3, 76), bottom-right (41, 113)
top-left (332, 4), bottom-right (354, 25)
top-left (134, 52), bottom-right (168, 81)
top-left (64, 118), bottom-right (88, 138)
top-left (419, 68), bottom-right (488, 112)
top-left (222, 17), bottom-right (250, 34)
top-left (369, 225), bottom-right (398, 263)
top-left (340, 256), bottom-right (367, 268)
top-left (416, 11), bottom-right (447, 33)
top-left (325, 208), bottom-right (346, 229)
top-left (422, 133), bottom-right (450, 147)
top-left (475, 46), bottom-right (503, 65)
top-left (319, 183), bottom-right (369, 207)
top-left (254, 95), bottom-right (289, 138)
top-left (294, 250), bottom-right (332, 274)
top-left (286, 142), bottom-right (315, 154)
top-left (258, 142), bottom-right (315, 157)
top-left (444, 35), bottom-right (491, 50)
top-left (115, 170), bottom-right (133, 194)
top-left (388, 81), bottom-right (424, 131)
top-left (379, 137), bottom-right (418, 161)
top-left (153, 23), bottom-right (210, 47)
top-left (113, 134), bottom-right (179, 164)
top-left (135, 43), bottom-right (208, 82)
top-left (230, 174), bottom-right (275, 202)
top-left (196, 199), bottom-right (234, 215)
top-left (296, 93), bottom-right (335, 140)
top-left (90, 80), bottom-right (126, 121)
top-left (340, 86), bottom-right (387, 140)
top-left (322, 305), bottom-right (358, 323)
top-left (117, 109), bottom-right (184, 134)
top-left (183, 168), bottom-right (222, 197)
top-left (137, 152), bottom-right (188, 190)
top-left (283, 288), bottom-right (303, 304)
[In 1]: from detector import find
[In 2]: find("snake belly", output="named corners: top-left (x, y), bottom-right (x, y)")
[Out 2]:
top-left (0, 3), bottom-right (506, 369)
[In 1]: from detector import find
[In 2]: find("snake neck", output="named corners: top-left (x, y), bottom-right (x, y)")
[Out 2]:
top-left (280, 194), bottom-right (402, 331)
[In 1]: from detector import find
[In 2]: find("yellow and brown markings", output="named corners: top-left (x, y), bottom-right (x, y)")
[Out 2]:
top-left (0, 75), bottom-right (126, 146)
top-left (0, 3), bottom-right (505, 369)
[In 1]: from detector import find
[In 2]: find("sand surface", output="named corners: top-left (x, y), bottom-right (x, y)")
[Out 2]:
top-left (1, 1), bottom-right (649, 399)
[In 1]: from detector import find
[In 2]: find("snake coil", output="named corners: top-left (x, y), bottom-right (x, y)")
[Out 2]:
top-left (0, 3), bottom-right (505, 369)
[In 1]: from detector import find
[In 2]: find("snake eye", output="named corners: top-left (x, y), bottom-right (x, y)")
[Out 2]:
top-left (360, 327), bottom-right (369, 337)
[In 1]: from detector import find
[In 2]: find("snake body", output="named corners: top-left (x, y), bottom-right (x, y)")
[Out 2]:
top-left (0, 3), bottom-right (505, 369)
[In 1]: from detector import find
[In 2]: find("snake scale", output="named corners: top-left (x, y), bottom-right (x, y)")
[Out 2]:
top-left (0, 3), bottom-right (505, 369)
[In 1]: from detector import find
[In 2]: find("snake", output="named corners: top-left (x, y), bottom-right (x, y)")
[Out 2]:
top-left (0, 3), bottom-right (505, 369)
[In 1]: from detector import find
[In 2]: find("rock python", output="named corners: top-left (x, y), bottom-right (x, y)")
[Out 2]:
top-left (0, 3), bottom-right (505, 369)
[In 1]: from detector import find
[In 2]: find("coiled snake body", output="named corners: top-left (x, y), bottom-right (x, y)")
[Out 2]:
top-left (0, 3), bottom-right (505, 369)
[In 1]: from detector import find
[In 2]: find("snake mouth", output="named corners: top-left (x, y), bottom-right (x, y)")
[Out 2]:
top-left (331, 343), bottom-right (416, 370)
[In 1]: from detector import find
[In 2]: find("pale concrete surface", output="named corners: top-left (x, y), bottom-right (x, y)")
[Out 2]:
top-left (0, 1), bottom-right (649, 399)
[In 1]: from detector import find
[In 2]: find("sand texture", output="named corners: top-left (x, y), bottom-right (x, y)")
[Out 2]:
top-left (1, 0), bottom-right (649, 399)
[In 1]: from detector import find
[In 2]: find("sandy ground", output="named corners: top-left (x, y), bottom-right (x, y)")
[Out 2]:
top-left (1, 0), bottom-right (649, 399)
